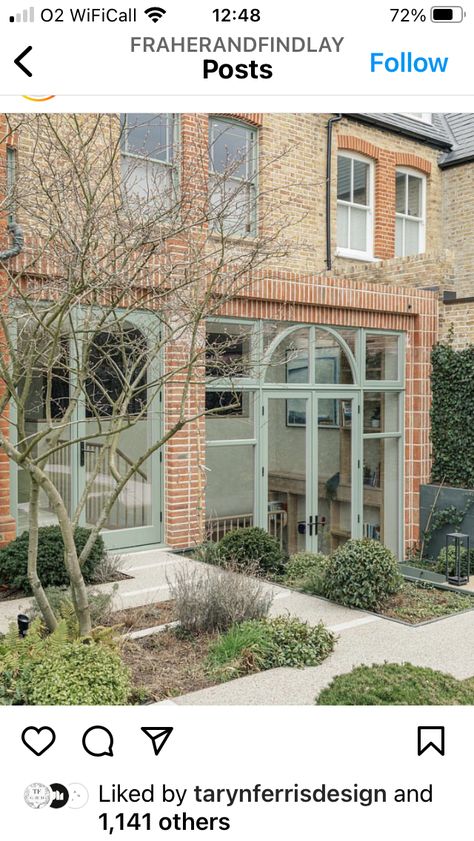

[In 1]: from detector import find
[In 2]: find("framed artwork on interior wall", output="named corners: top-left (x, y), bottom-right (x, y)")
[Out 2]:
top-left (286, 351), bottom-right (340, 427)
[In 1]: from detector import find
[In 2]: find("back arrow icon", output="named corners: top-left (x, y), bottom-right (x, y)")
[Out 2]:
top-left (14, 46), bottom-right (33, 77)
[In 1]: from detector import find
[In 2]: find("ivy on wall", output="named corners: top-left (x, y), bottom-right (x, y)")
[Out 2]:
top-left (431, 341), bottom-right (474, 488)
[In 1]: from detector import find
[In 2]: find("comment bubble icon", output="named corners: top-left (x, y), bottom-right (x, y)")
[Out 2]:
top-left (82, 726), bottom-right (114, 758)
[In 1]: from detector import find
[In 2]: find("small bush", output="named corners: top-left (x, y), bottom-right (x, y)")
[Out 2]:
top-left (90, 553), bottom-right (124, 584)
top-left (217, 527), bottom-right (284, 574)
top-left (193, 541), bottom-right (224, 567)
top-left (30, 586), bottom-right (117, 630)
top-left (169, 564), bottom-right (273, 634)
top-left (324, 539), bottom-right (402, 611)
top-left (0, 526), bottom-right (106, 593)
top-left (316, 662), bottom-right (474, 705)
top-left (435, 545), bottom-right (470, 578)
top-left (207, 616), bottom-right (335, 681)
top-left (23, 640), bottom-right (131, 705)
top-left (284, 552), bottom-right (329, 594)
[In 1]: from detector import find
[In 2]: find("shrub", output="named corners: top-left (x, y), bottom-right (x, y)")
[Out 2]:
top-left (168, 564), bottom-right (273, 634)
top-left (217, 527), bottom-right (284, 574)
top-left (0, 526), bottom-right (106, 593)
top-left (23, 640), bottom-right (131, 705)
top-left (316, 662), bottom-right (474, 705)
top-left (435, 545), bottom-right (470, 578)
top-left (193, 541), bottom-right (224, 567)
top-left (284, 552), bottom-right (329, 594)
top-left (323, 539), bottom-right (402, 611)
top-left (207, 616), bottom-right (335, 681)
top-left (30, 586), bottom-right (117, 630)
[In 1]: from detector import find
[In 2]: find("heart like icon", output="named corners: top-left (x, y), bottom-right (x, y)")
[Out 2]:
top-left (21, 726), bottom-right (56, 757)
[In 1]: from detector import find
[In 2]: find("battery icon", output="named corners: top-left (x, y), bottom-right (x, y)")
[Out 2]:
top-left (431, 6), bottom-right (465, 21)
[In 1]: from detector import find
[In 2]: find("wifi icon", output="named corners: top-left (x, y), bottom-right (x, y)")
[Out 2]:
top-left (145, 6), bottom-right (167, 21)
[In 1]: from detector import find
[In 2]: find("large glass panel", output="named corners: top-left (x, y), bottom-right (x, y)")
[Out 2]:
top-left (337, 203), bottom-right (349, 248)
top-left (405, 218), bottom-right (420, 255)
top-left (267, 397), bottom-right (307, 554)
top-left (265, 328), bottom-right (309, 384)
top-left (16, 323), bottom-right (71, 531)
top-left (206, 391), bottom-right (255, 441)
top-left (363, 392), bottom-right (400, 433)
top-left (206, 321), bottom-right (253, 380)
top-left (122, 114), bottom-right (175, 162)
top-left (396, 171), bottom-right (406, 213)
top-left (349, 206), bottom-right (368, 251)
top-left (337, 155), bottom-right (351, 201)
top-left (83, 326), bottom-right (152, 531)
top-left (314, 328), bottom-right (354, 385)
top-left (205, 445), bottom-right (255, 542)
top-left (363, 437), bottom-right (400, 557)
top-left (407, 174), bottom-right (422, 217)
top-left (353, 160), bottom-right (369, 205)
top-left (317, 398), bottom-right (352, 555)
top-left (365, 334), bottom-right (399, 381)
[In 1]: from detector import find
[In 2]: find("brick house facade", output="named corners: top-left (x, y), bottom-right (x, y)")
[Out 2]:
top-left (0, 112), bottom-right (473, 558)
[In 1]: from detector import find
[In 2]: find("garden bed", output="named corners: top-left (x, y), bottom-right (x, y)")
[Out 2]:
top-left (105, 600), bottom-right (176, 632)
top-left (123, 629), bottom-right (217, 702)
top-left (375, 581), bottom-right (474, 624)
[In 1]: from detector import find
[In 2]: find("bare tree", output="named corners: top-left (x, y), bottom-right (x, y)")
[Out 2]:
top-left (0, 113), bottom-right (308, 636)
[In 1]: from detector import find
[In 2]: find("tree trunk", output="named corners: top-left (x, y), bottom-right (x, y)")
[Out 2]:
top-left (27, 478), bottom-right (58, 632)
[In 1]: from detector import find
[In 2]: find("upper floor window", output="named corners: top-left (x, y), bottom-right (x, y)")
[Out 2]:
top-left (6, 147), bottom-right (16, 226)
top-left (209, 118), bottom-right (257, 237)
top-left (120, 113), bottom-right (177, 203)
top-left (336, 153), bottom-right (373, 259)
top-left (395, 169), bottom-right (425, 257)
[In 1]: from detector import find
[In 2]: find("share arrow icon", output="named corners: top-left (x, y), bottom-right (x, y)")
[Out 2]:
top-left (141, 727), bottom-right (173, 757)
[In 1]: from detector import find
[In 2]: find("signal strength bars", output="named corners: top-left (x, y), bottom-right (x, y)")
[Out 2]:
top-left (9, 7), bottom-right (35, 22)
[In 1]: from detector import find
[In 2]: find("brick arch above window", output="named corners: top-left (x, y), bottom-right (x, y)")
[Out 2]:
top-left (337, 135), bottom-right (380, 160)
top-left (214, 113), bottom-right (263, 127)
top-left (395, 152), bottom-right (431, 175)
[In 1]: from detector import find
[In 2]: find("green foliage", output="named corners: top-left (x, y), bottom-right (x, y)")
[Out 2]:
top-left (30, 586), bottom-right (117, 630)
top-left (24, 641), bottom-right (131, 705)
top-left (422, 499), bottom-right (474, 554)
top-left (217, 527), bottom-right (284, 574)
top-left (323, 539), bottom-right (402, 611)
top-left (207, 616), bottom-right (335, 681)
top-left (193, 541), bottom-right (224, 567)
top-left (431, 343), bottom-right (474, 488)
top-left (435, 545), bottom-right (470, 578)
top-left (316, 662), bottom-right (474, 705)
top-left (284, 552), bottom-right (329, 595)
top-left (0, 526), bottom-right (106, 592)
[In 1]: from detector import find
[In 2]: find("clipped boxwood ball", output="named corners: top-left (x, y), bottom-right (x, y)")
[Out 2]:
top-left (324, 538), bottom-right (402, 611)
top-left (24, 641), bottom-right (131, 705)
top-left (218, 527), bottom-right (284, 573)
top-left (0, 526), bottom-right (105, 592)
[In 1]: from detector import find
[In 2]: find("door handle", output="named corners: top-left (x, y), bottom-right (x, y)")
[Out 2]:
top-left (79, 441), bottom-right (96, 466)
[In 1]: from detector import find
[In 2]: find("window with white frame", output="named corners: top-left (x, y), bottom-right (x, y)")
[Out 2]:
top-left (120, 114), bottom-right (177, 203)
top-left (209, 118), bottom-right (257, 237)
top-left (337, 153), bottom-right (374, 259)
top-left (395, 169), bottom-right (425, 257)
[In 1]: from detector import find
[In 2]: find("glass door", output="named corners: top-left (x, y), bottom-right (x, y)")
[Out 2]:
top-left (263, 393), bottom-right (312, 555)
top-left (77, 314), bottom-right (162, 551)
top-left (314, 394), bottom-right (358, 555)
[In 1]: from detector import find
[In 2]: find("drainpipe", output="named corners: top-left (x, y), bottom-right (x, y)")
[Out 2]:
top-left (326, 114), bottom-right (343, 272)
top-left (0, 222), bottom-right (24, 261)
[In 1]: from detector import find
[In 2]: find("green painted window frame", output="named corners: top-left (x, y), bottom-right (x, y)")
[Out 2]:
top-left (205, 318), bottom-right (406, 558)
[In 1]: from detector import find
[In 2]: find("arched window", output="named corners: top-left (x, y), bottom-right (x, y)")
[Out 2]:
top-left (264, 325), bottom-right (356, 385)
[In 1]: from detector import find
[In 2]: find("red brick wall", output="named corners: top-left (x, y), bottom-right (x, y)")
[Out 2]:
top-left (164, 268), bottom-right (438, 555)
